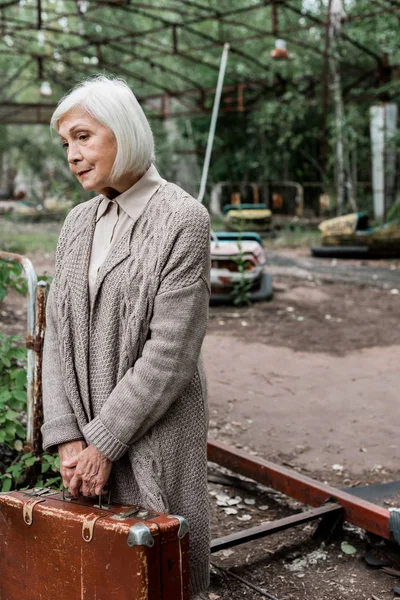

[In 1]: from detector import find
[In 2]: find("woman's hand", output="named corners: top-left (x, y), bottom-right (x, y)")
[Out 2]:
top-left (62, 444), bottom-right (112, 498)
top-left (58, 440), bottom-right (87, 490)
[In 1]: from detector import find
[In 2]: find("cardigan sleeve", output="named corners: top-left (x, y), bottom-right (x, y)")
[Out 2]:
top-left (82, 203), bottom-right (210, 461)
top-left (41, 211), bottom-right (85, 452)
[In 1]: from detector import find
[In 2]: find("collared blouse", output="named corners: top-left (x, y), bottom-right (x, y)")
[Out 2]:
top-left (88, 164), bottom-right (166, 301)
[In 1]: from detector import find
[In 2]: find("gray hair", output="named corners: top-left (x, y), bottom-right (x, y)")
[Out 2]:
top-left (51, 75), bottom-right (155, 179)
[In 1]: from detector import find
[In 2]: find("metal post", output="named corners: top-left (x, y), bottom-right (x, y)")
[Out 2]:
top-left (0, 252), bottom-right (38, 450)
top-left (33, 281), bottom-right (47, 456)
top-left (197, 43), bottom-right (230, 205)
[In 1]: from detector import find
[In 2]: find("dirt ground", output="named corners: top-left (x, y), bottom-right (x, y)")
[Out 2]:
top-left (1, 232), bottom-right (400, 599)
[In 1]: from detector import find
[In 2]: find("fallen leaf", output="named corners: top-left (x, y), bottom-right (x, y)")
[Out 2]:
top-left (237, 514), bottom-right (252, 521)
top-left (216, 493), bottom-right (230, 502)
top-left (208, 594), bottom-right (221, 600)
top-left (258, 505), bottom-right (269, 511)
top-left (227, 497), bottom-right (242, 506)
top-left (14, 440), bottom-right (23, 451)
top-left (224, 508), bottom-right (238, 515)
top-left (341, 542), bottom-right (357, 555)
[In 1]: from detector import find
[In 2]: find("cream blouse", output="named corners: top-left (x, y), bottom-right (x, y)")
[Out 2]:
top-left (88, 164), bottom-right (166, 301)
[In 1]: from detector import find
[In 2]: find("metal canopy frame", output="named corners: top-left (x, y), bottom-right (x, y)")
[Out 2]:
top-left (0, 0), bottom-right (399, 121)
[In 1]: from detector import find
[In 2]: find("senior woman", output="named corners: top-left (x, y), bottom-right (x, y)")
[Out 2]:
top-left (41, 76), bottom-right (210, 599)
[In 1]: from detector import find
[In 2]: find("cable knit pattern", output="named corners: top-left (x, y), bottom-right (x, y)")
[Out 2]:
top-left (41, 182), bottom-right (211, 597)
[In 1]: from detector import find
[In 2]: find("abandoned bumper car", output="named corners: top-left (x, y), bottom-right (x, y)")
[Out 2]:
top-left (312, 212), bottom-right (400, 258)
top-left (210, 232), bottom-right (273, 303)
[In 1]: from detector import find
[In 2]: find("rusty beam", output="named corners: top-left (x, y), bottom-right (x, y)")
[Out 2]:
top-left (33, 282), bottom-right (48, 457)
top-left (207, 440), bottom-right (391, 540)
top-left (211, 504), bottom-right (343, 552)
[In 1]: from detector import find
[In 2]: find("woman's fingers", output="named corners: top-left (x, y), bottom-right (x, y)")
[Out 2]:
top-left (62, 457), bottom-right (79, 468)
top-left (68, 472), bottom-right (82, 497)
top-left (61, 466), bottom-right (75, 489)
top-left (80, 482), bottom-right (96, 497)
top-left (65, 445), bottom-right (112, 498)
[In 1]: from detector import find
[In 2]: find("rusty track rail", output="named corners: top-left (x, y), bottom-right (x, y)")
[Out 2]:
top-left (208, 440), bottom-right (391, 541)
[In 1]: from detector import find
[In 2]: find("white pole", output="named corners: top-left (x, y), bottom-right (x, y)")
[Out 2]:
top-left (370, 104), bottom-right (385, 220)
top-left (197, 43), bottom-right (230, 205)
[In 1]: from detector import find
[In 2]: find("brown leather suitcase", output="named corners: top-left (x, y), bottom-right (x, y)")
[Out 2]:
top-left (0, 487), bottom-right (190, 600)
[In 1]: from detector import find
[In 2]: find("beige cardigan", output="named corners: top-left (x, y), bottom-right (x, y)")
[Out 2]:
top-left (41, 181), bottom-right (211, 596)
top-left (88, 164), bottom-right (166, 300)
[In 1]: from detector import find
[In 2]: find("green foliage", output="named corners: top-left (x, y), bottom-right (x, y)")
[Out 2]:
top-left (0, 333), bottom-right (27, 445)
top-left (0, 330), bottom-right (62, 492)
top-left (230, 232), bottom-right (252, 307)
top-left (1, 452), bottom-right (62, 493)
top-left (387, 198), bottom-right (400, 222)
top-left (0, 218), bottom-right (60, 255)
top-left (0, 262), bottom-right (27, 302)
top-left (0, 263), bottom-right (61, 492)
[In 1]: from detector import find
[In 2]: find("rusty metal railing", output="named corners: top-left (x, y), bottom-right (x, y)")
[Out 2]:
top-left (0, 251), bottom-right (48, 455)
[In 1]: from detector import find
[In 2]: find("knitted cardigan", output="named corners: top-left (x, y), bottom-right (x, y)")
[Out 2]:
top-left (41, 181), bottom-right (211, 596)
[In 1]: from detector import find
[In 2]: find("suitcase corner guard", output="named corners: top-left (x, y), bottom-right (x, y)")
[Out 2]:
top-left (167, 515), bottom-right (189, 539)
top-left (127, 522), bottom-right (155, 548)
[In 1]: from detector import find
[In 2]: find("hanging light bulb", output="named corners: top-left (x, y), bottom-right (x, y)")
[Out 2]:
top-left (40, 81), bottom-right (53, 97)
top-left (271, 39), bottom-right (289, 60)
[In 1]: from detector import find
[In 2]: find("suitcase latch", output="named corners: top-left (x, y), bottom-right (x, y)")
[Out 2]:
top-left (82, 513), bottom-right (107, 543)
top-left (111, 507), bottom-right (141, 521)
top-left (23, 498), bottom-right (46, 526)
top-left (24, 488), bottom-right (58, 498)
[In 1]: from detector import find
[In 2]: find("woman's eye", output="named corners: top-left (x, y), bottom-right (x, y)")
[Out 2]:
top-left (79, 134), bottom-right (88, 141)
top-left (62, 143), bottom-right (68, 150)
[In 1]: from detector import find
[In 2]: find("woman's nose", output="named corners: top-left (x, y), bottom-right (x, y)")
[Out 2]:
top-left (68, 142), bottom-right (82, 164)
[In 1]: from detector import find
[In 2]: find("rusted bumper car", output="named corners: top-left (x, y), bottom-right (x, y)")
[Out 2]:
top-left (312, 212), bottom-right (400, 258)
top-left (210, 232), bottom-right (273, 303)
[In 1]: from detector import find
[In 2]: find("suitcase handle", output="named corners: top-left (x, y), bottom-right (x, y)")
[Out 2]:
top-left (62, 486), bottom-right (113, 510)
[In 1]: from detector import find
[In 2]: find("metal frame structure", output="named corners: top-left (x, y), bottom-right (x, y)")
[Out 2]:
top-left (208, 440), bottom-right (400, 552)
top-left (0, 0), bottom-right (399, 120)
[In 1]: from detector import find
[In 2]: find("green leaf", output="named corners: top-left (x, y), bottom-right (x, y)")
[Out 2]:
top-left (5, 410), bottom-right (18, 420)
top-left (1, 477), bottom-right (12, 492)
top-left (341, 542), bottom-right (357, 555)
top-left (13, 390), bottom-right (27, 402)
top-left (0, 355), bottom-right (11, 368)
top-left (0, 390), bottom-right (12, 404)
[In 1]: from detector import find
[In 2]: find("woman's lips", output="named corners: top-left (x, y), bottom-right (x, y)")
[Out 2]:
top-left (78, 169), bottom-right (91, 177)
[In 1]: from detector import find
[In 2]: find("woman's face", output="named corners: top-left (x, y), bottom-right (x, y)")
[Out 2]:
top-left (58, 106), bottom-right (117, 196)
